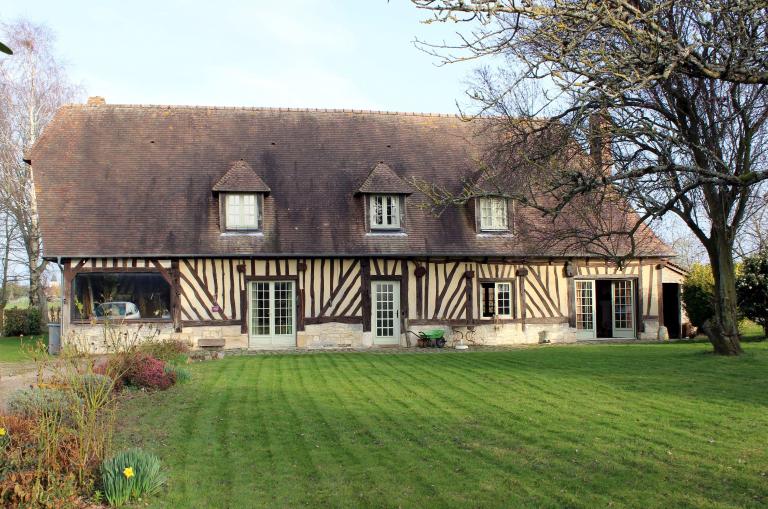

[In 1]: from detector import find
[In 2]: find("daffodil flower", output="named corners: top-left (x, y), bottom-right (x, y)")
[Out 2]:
top-left (0, 427), bottom-right (6, 436)
top-left (123, 466), bottom-right (134, 479)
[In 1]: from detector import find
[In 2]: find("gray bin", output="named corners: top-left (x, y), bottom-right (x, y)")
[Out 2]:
top-left (48, 323), bottom-right (61, 355)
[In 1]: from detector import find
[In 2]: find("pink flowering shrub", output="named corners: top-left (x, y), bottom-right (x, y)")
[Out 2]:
top-left (124, 353), bottom-right (176, 391)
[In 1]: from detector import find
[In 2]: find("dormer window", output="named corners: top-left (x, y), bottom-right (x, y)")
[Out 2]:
top-left (213, 160), bottom-right (271, 234)
top-left (225, 193), bottom-right (261, 230)
top-left (356, 161), bottom-right (414, 234)
top-left (370, 195), bottom-right (400, 229)
top-left (478, 196), bottom-right (508, 232)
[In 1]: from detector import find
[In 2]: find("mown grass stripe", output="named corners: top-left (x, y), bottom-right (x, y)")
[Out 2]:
top-left (113, 343), bottom-right (768, 508)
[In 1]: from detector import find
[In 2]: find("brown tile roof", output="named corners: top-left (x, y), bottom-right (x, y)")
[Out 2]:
top-left (213, 160), bottom-right (271, 193)
top-left (357, 161), bottom-right (414, 194)
top-left (28, 103), bottom-right (673, 259)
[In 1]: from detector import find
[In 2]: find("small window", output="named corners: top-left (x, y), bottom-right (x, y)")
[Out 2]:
top-left (481, 281), bottom-right (513, 318)
top-left (479, 197), bottom-right (508, 231)
top-left (225, 193), bottom-right (261, 231)
top-left (370, 195), bottom-right (401, 230)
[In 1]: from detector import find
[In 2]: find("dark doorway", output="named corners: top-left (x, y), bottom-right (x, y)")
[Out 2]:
top-left (595, 280), bottom-right (613, 338)
top-left (663, 283), bottom-right (682, 339)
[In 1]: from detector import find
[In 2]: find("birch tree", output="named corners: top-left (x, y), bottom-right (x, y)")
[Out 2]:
top-left (0, 20), bottom-right (79, 318)
top-left (411, 0), bottom-right (768, 355)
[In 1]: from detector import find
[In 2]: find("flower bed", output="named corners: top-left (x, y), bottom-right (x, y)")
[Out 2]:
top-left (0, 325), bottom-right (191, 507)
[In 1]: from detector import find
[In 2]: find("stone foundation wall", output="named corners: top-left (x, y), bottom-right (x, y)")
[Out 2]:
top-left (298, 322), bottom-right (365, 349)
top-left (66, 318), bottom-right (663, 353)
top-left (64, 322), bottom-right (176, 353)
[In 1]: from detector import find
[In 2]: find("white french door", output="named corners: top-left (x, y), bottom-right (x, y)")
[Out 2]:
top-left (611, 280), bottom-right (635, 338)
top-left (575, 280), bottom-right (596, 340)
top-left (248, 280), bottom-right (296, 348)
top-left (372, 281), bottom-right (400, 345)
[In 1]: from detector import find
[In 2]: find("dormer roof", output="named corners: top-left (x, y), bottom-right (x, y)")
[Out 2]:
top-left (213, 160), bottom-right (270, 194)
top-left (356, 161), bottom-right (414, 195)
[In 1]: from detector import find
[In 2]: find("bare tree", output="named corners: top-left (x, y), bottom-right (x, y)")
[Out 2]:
top-left (411, 0), bottom-right (768, 355)
top-left (0, 20), bottom-right (79, 319)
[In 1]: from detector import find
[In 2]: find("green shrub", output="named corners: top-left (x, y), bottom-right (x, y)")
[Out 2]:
top-left (2, 307), bottom-right (43, 336)
top-left (138, 338), bottom-right (191, 362)
top-left (100, 448), bottom-right (164, 507)
top-left (7, 387), bottom-right (82, 425)
top-left (736, 250), bottom-right (768, 338)
top-left (682, 263), bottom-right (715, 328)
top-left (164, 363), bottom-right (191, 384)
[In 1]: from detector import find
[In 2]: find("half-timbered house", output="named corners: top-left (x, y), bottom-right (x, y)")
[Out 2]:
top-left (27, 98), bottom-right (687, 350)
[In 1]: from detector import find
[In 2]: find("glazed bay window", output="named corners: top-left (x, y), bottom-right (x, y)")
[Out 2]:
top-left (370, 194), bottom-right (401, 230)
top-left (479, 196), bottom-right (508, 231)
top-left (72, 272), bottom-right (171, 321)
top-left (225, 193), bottom-right (261, 231)
top-left (480, 281), bottom-right (513, 318)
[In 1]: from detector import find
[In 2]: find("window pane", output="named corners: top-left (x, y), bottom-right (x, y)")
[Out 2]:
top-left (371, 195), bottom-right (400, 229)
top-left (72, 272), bottom-right (171, 320)
top-left (496, 282), bottom-right (511, 316)
top-left (373, 196), bottom-right (383, 225)
top-left (251, 282), bottom-right (270, 335)
top-left (274, 282), bottom-right (294, 335)
top-left (481, 282), bottom-right (495, 317)
top-left (227, 194), bottom-right (259, 230)
top-left (480, 197), bottom-right (508, 231)
top-left (576, 281), bottom-right (594, 330)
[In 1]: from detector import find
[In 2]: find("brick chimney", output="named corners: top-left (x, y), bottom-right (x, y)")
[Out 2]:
top-left (86, 96), bottom-right (106, 106)
top-left (589, 111), bottom-right (613, 176)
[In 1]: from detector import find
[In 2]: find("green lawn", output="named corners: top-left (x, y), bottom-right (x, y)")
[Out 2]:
top-left (0, 335), bottom-right (48, 363)
top-left (116, 342), bottom-right (768, 508)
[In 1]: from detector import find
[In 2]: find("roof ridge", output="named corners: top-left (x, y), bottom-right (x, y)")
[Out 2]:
top-left (65, 102), bottom-right (463, 118)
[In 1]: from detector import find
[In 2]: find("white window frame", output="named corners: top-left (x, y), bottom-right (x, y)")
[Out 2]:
top-left (481, 281), bottom-right (513, 319)
top-left (369, 194), bottom-right (401, 230)
top-left (225, 193), bottom-right (261, 231)
top-left (478, 196), bottom-right (508, 232)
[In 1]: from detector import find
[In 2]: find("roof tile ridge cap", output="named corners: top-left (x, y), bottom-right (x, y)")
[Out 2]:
top-left (77, 103), bottom-right (461, 117)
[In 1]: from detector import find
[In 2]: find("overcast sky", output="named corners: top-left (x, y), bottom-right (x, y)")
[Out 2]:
top-left (2, 0), bottom-right (480, 113)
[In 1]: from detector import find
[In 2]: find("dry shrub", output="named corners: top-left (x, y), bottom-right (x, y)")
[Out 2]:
top-left (0, 415), bottom-right (89, 508)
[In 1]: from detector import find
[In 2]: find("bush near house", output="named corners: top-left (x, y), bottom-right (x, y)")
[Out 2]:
top-left (736, 250), bottom-right (768, 338)
top-left (682, 263), bottom-right (715, 328)
top-left (2, 308), bottom-right (43, 337)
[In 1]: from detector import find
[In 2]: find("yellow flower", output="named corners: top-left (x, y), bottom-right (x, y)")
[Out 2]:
top-left (0, 427), bottom-right (6, 436)
top-left (123, 467), bottom-right (134, 479)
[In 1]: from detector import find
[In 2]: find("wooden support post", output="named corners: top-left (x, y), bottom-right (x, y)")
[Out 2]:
top-left (170, 259), bottom-right (182, 332)
top-left (516, 267), bottom-right (528, 330)
top-left (464, 268), bottom-right (474, 324)
top-left (400, 259), bottom-right (408, 332)
top-left (361, 258), bottom-right (371, 332)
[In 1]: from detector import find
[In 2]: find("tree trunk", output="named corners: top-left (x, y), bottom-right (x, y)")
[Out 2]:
top-left (26, 239), bottom-right (47, 321)
top-left (703, 234), bottom-right (743, 355)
